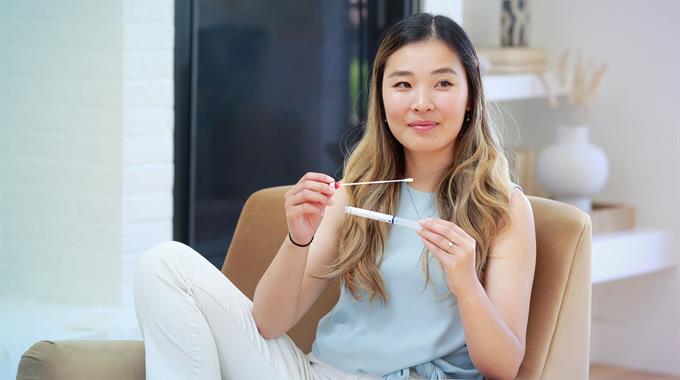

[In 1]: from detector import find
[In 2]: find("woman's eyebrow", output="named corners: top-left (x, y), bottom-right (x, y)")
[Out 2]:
top-left (387, 70), bottom-right (413, 78)
top-left (431, 67), bottom-right (458, 76)
top-left (387, 67), bottom-right (458, 78)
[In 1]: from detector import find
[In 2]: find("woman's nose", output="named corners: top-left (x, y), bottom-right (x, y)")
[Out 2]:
top-left (410, 89), bottom-right (433, 112)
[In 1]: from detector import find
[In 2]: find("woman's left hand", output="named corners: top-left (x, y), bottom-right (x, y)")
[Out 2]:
top-left (416, 218), bottom-right (480, 296)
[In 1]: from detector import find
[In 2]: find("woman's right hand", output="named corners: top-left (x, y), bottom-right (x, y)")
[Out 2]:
top-left (284, 172), bottom-right (337, 246)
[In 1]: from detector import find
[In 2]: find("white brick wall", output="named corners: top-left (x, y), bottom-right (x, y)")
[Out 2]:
top-left (1, 0), bottom-right (174, 377)
top-left (1, 0), bottom-right (124, 306)
top-left (121, 0), bottom-right (175, 311)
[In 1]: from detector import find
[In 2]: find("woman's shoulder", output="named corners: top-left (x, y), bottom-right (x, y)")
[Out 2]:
top-left (489, 181), bottom-right (535, 256)
top-left (508, 182), bottom-right (533, 227)
top-left (509, 181), bottom-right (524, 194)
top-left (508, 181), bottom-right (530, 209)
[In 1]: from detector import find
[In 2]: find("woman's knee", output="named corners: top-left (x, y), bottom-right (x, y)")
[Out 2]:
top-left (135, 240), bottom-right (195, 279)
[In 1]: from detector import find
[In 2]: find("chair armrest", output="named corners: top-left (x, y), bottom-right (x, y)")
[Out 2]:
top-left (17, 340), bottom-right (144, 380)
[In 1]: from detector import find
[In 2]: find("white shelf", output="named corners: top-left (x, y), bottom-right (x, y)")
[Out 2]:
top-left (592, 229), bottom-right (677, 284)
top-left (483, 73), bottom-right (566, 102)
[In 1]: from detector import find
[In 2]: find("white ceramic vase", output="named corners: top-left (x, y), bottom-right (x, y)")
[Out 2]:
top-left (537, 126), bottom-right (609, 212)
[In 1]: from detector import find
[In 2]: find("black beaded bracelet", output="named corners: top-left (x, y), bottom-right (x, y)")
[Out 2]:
top-left (288, 232), bottom-right (313, 247)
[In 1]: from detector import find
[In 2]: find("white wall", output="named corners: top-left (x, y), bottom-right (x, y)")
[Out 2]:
top-left (1, 0), bottom-right (124, 306)
top-left (121, 0), bottom-right (175, 320)
top-left (0, 0), bottom-right (174, 378)
top-left (465, 0), bottom-right (680, 375)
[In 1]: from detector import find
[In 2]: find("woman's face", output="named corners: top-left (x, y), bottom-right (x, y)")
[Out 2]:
top-left (381, 38), bottom-right (470, 155)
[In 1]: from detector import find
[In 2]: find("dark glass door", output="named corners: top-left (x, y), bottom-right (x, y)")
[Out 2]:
top-left (175, 0), bottom-right (417, 268)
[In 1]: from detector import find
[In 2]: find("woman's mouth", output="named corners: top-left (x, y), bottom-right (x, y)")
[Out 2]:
top-left (408, 120), bottom-right (439, 131)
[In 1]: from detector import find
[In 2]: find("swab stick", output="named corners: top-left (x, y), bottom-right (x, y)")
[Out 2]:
top-left (330, 178), bottom-right (413, 189)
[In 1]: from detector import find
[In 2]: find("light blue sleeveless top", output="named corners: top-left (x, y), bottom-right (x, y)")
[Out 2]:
top-left (311, 183), bottom-right (483, 380)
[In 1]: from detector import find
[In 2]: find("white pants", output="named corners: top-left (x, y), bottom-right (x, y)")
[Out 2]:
top-left (133, 241), bottom-right (382, 380)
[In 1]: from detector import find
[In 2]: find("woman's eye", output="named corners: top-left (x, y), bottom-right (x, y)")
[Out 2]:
top-left (436, 80), bottom-right (453, 88)
top-left (394, 82), bottom-right (411, 88)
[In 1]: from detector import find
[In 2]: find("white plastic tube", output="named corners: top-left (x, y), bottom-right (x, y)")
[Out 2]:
top-left (344, 206), bottom-right (419, 230)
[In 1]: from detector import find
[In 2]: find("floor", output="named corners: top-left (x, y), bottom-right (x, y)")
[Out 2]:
top-left (590, 364), bottom-right (680, 380)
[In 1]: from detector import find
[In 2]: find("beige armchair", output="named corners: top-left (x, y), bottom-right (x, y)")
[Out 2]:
top-left (17, 186), bottom-right (592, 380)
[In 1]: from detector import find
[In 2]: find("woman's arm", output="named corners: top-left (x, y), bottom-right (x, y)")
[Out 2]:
top-left (457, 188), bottom-right (536, 379)
top-left (252, 176), bottom-right (347, 339)
top-left (417, 187), bottom-right (536, 379)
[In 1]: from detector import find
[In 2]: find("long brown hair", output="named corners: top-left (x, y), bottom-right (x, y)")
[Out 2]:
top-left (322, 13), bottom-right (516, 305)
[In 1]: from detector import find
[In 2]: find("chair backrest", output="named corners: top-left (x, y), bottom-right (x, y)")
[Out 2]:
top-left (222, 186), bottom-right (591, 379)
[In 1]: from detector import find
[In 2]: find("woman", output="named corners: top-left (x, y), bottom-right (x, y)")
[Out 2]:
top-left (134, 13), bottom-right (536, 380)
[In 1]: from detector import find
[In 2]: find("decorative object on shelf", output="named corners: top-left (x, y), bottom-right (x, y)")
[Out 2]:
top-left (501, 0), bottom-right (529, 47)
top-left (515, 146), bottom-right (634, 234)
top-left (516, 145), bottom-right (629, 224)
top-left (477, 1), bottom-right (542, 76)
top-left (541, 49), bottom-right (608, 125)
top-left (477, 47), bottom-right (547, 74)
top-left (537, 49), bottom-right (609, 213)
top-left (476, 1), bottom-right (543, 77)
top-left (537, 125), bottom-right (608, 213)
top-left (590, 202), bottom-right (635, 234)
